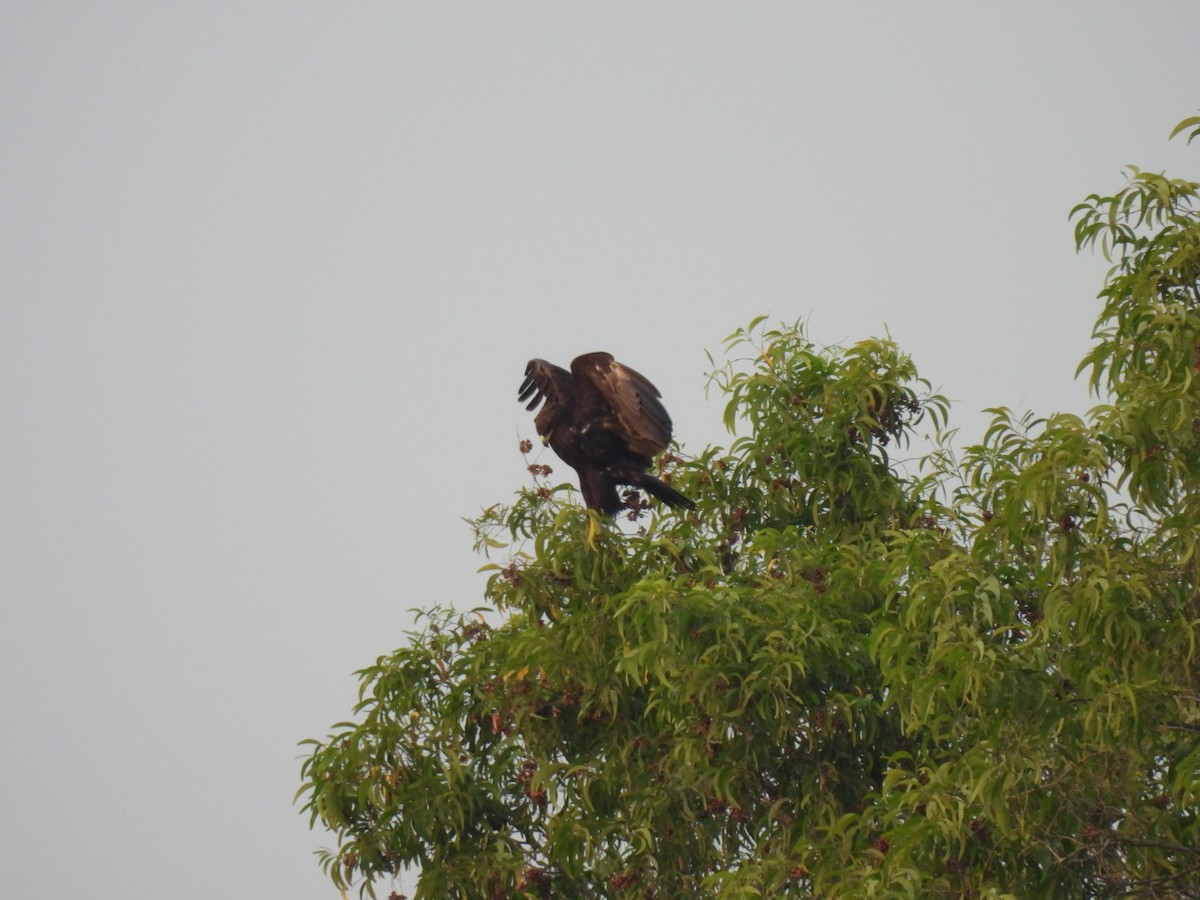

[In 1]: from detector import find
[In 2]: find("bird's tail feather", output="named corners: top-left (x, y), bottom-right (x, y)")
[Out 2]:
top-left (636, 473), bottom-right (695, 510)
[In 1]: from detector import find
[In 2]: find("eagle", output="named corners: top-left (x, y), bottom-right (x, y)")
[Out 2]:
top-left (518, 352), bottom-right (695, 514)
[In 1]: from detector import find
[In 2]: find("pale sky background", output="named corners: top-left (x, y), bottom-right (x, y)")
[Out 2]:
top-left (2, 4), bottom-right (1197, 898)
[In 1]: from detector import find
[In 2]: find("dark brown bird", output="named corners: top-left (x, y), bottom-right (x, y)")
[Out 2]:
top-left (518, 352), bottom-right (695, 514)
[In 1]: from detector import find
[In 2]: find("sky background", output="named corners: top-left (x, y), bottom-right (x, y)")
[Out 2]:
top-left (2, 4), bottom-right (1197, 897)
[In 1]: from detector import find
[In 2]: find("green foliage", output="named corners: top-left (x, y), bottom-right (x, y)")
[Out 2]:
top-left (300, 117), bottom-right (1200, 898)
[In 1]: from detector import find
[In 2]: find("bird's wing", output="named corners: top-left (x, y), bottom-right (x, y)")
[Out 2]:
top-left (571, 352), bottom-right (673, 457)
top-left (519, 359), bottom-right (575, 436)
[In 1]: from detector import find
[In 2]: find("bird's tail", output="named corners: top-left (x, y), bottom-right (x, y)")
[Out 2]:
top-left (636, 472), bottom-right (696, 511)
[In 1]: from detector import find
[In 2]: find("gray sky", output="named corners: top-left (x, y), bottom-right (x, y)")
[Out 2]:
top-left (2, 4), bottom-right (1196, 897)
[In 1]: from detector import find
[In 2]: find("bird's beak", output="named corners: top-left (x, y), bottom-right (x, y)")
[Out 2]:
top-left (539, 432), bottom-right (551, 446)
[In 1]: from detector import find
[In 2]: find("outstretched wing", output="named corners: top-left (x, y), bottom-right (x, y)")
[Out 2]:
top-left (518, 359), bottom-right (575, 437)
top-left (571, 352), bottom-right (673, 458)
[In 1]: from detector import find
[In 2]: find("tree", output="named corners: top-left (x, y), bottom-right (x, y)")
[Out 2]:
top-left (299, 115), bottom-right (1200, 899)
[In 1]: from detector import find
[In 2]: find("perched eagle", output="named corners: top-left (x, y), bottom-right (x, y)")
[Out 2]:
top-left (519, 352), bottom-right (695, 514)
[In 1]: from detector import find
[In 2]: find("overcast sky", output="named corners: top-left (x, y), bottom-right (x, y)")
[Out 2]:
top-left (3, 4), bottom-right (1197, 898)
